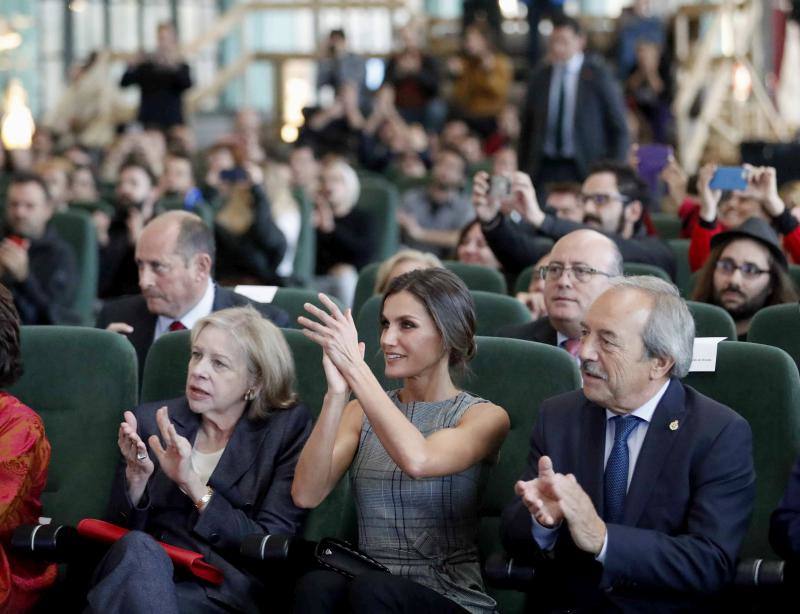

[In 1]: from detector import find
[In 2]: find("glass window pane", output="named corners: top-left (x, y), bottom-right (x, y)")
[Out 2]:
top-left (109, 2), bottom-right (140, 52)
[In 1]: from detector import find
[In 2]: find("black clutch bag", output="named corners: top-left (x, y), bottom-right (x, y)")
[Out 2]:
top-left (314, 537), bottom-right (389, 578)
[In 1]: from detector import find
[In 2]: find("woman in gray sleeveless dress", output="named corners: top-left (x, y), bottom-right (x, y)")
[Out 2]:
top-left (293, 268), bottom-right (510, 613)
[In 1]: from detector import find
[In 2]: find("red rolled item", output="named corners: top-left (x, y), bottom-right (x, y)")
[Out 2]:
top-left (76, 519), bottom-right (224, 585)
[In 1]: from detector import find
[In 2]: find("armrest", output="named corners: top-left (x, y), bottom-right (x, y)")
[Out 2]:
top-left (735, 558), bottom-right (788, 586)
top-left (484, 552), bottom-right (535, 590)
top-left (10, 524), bottom-right (82, 563)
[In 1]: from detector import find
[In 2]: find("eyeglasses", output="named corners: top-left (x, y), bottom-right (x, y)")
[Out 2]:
top-left (579, 193), bottom-right (630, 207)
top-left (540, 263), bottom-right (614, 283)
top-left (714, 258), bottom-right (769, 279)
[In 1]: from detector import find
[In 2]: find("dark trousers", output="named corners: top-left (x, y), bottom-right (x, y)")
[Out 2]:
top-left (85, 531), bottom-right (230, 614)
top-left (294, 569), bottom-right (470, 614)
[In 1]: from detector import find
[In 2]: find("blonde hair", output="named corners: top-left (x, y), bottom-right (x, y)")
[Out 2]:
top-left (374, 249), bottom-right (443, 293)
top-left (191, 306), bottom-right (297, 419)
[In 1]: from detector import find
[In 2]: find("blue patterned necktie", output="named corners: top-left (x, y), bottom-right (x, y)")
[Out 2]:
top-left (603, 415), bottom-right (641, 524)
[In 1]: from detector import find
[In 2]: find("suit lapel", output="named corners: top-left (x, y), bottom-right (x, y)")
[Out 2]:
top-left (167, 397), bottom-right (201, 444)
top-left (578, 399), bottom-right (607, 512)
top-left (208, 413), bottom-right (270, 492)
top-left (623, 379), bottom-right (687, 526)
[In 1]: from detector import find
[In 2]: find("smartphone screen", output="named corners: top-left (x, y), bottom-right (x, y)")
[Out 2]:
top-left (709, 167), bottom-right (748, 191)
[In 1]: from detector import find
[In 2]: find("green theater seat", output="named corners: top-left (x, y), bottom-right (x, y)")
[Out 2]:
top-left (8, 327), bottom-right (138, 525)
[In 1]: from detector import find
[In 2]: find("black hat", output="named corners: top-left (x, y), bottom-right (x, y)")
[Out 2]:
top-left (710, 217), bottom-right (787, 269)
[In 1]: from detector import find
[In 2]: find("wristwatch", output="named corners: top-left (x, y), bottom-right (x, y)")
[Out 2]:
top-left (195, 486), bottom-right (214, 511)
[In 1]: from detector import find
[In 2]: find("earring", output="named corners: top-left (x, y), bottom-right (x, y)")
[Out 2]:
top-left (244, 388), bottom-right (255, 402)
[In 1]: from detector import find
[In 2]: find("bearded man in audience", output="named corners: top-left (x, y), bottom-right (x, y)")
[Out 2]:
top-left (692, 217), bottom-right (798, 341)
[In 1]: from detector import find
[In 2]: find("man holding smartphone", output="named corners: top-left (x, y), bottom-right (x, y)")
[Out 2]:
top-left (473, 161), bottom-right (675, 279)
top-left (0, 172), bottom-right (78, 324)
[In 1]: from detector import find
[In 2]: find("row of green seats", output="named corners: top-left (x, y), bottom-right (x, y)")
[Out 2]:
top-left (9, 325), bottom-right (800, 611)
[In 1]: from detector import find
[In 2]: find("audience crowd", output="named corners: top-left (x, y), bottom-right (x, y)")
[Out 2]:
top-left (2, 5), bottom-right (800, 613)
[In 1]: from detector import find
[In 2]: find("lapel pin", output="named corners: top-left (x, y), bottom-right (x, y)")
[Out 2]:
top-left (669, 420), bottom-right (679, 431)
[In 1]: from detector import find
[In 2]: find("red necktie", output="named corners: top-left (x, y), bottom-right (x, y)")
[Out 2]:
top-left (561, 338), bottom-right (581, 358)
top-left (169, 321), bottom-right (186, 332)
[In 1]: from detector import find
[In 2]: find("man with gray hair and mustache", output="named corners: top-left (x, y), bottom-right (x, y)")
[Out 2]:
top-left (502, 276), bottom-right (755, 612)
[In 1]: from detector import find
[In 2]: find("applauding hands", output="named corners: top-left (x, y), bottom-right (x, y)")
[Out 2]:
top-left (298, 294), bottom-right (366, 395)
top-left (515, 455), bottom-right (606, 555)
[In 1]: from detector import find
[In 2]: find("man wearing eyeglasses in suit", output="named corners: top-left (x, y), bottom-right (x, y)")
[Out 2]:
top-left (498, 229), bottom-right (622, 360)
top-left (691, 217), bottom-right (798, 340)
top-left (472, 161), bottom-right (677, 281)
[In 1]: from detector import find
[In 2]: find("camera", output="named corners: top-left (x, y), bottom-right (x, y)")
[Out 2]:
top-left (489, 175), bottom-right (511, 199)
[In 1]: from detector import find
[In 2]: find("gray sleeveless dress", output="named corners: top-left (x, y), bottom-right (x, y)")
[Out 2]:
top-left (350, 390), bottom-right (497, 614)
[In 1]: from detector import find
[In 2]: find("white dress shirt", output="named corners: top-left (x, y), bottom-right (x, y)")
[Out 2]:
top-left (531, 379), bottom-right (672, 562)
top-left (154, 279), bottom-right (215, 341)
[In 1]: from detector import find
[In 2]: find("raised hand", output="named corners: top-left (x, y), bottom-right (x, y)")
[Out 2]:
top-left (745, 164), bottom-right (784, 217)
top-left (515, 456), bottom-right (564, 528)
top-left (511, 171), bottom-right (545, 227)
top-left (298, 294), bottom-right (365, 382)
top-left (698, 163), bottom-right (721, 223)
top-left (552, 473), bottom-right (606, 555)
top-left (147, 406), bottom-right (196, 489)
top-left (472, 171), bottom-right (501, 222)
top-left (118, 411), bottom-right (154, 505)
top-left (119, 411), bottom-right (154, 478)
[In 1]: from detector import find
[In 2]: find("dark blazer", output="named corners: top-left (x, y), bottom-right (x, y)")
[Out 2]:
top-left (2, 226), bottom-right (79, 325)
top-left (120, 59), bottom-right (192, 129)
top-left (497, 316), bottom-right (558, 346)
top-left (96, 285), bottom-right (290, 380)
top-left (518, 54), bottom-right (629, 179)
top-left (501, 379), bottom-right (755, 612)
top-left (769, 454), bottom-right (800, 561)
top-left (106, 396), bottom-right (312, 612)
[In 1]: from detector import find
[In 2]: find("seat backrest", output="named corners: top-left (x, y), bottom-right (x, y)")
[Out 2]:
top-left (356, 176), bottom-right (399, 262)
top-left (352, 262), bottom-right (381, 318)
top-left (683, 341), bottom-right (800, 558)
top-left (471, 290), bottom-right (532, 336)
top-left (668, 238), bottom-right (693, 297)
top-left (442, 261), bottom-right (507, 294)
top-left (686, 300), bottom-right (737, 340)
top-left (514, 264), bottom-right (536, 295)
top-left (748, 303), bottom-right (800, 367)
top-left (623, 261), bottom-right (671, 282)
top-left (466, 337), bottom-right (580, 612)
top-left (7, 327), bottom-right (138, 525)
top-left (50, 210), bottom-right (98, 326)
top-left (271, 288), bottom-right (344, 330)
top-left (140, 330), bottom-right (192, 403)
top-left (650, 212), bottom-right (682, 240)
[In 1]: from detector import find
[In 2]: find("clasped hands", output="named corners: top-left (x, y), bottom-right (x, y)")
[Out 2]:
top-left (515, 456), bottom-right (606, 555)
top-left (298, 294), bottom-right (366, 396)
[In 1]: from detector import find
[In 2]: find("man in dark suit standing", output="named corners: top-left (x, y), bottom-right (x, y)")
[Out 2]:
top-left (498, 229), bottom-right (621, 361)
top-left (502, 276), bottom-right (755, 612)
top-left (518, 15), bottom-right (628, 186)
top-left (97, 211), bottom-right (288, 378)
